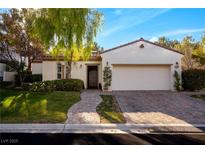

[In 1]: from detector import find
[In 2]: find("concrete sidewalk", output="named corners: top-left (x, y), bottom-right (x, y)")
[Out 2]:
top-left (1, 123), bottom-right (205, 134)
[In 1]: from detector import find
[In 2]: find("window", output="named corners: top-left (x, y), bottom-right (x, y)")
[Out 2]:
top-left (57, 63), bottom-right (62, 79)
top-left (91, 51), bottom-right (97, 57)
top-left (0, 71), bottom-right (3, 81)
top-left (66, 65), bottom-right (69, 79)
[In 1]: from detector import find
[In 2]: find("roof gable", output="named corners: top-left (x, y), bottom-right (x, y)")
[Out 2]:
top-left (102, 38), bottom-right (183, 55)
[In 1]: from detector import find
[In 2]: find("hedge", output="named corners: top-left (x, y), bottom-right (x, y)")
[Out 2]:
top-left (26, 79), bottom-right (84, 92)
top-left (0, 81), bottom-right (13, 88)
top-left (182, 69), bottom-right (205, 91)
top-left (15, 73), bottom-right (42, 86)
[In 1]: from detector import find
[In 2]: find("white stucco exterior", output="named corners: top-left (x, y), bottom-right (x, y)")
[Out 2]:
top-left (0, 63), bottom-right (6, 80)
top-left (42, 61), bottom-right (102, 89)
top-left (33, 39), bottom-right (183, 91)
top-left (3, 71), bottom-right (16, 81)
top-left (71, 61), bottom-right (102, 89)
top-left (101, 40), bottom-right (183, 91)
top-left (42, 61), bottom-right (58, 81)
top-left (31, 63), bottom-right (42, 74)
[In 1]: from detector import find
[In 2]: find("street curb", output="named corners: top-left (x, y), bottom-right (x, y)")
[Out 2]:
top-left (1, 123), bottom-right (205, 133)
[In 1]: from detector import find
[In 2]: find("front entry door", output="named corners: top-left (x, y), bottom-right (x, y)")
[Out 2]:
top-left (87, 66), bottom-right (98, 89)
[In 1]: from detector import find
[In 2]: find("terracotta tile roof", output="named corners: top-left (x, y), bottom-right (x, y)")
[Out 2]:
top-left (33, 54), bottom-right (102, 63)
top-left (102, 38), bottom-right (184, 55)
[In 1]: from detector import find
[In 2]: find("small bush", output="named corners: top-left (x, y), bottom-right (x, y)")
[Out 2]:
top-left (29, 79), bottom-right (84, 92)
top-left (15, 73), bottom-right (42, 86)
top-left (103, 64), bottom-right (112, 90)
top-left (182, 69), bottom-right (205, 91)
top-left (30, 81), bottom-right (55, 92)
top-left (21, 83), bottom-right (32, 91)
top-left (0, 81), bottom-right (13, 88)
top-left (174, 71), bottom-right (182, 91)
top-left (31, 74), bottom-right (42, 82)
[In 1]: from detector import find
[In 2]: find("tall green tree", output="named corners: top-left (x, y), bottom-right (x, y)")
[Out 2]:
top-left (156, 36), bottom-right (170, 47)
top-left (32, 8), bottom-right (103, 78)
top-left (93, 42), bottom-right (104, 52)
top-left (176, 36), bottom-right (196, 69)
top-left (192, 33), bottom-right (205, 65)
top-left (156, 35), bottom-right (205, 69)
top-left (0, 9), bottom-right (44, 84)
top-left (156, 36), bottom-right (180, 49)
top-left (20, 9), bottom-right (44, 71)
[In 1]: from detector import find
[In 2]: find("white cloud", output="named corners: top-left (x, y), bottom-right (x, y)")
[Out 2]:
top-left (149, 37), bottom-right (158, 42)
top-left (101, 9), bottom-right (171, 37)
top-left (113, 9), bottom-right (123, 16)
top-left (101, 25), bottom-right (123, 37)
top-left (148, 28), bottom-right (205, 42)
top-left (160, 28), bottom-right (205, 37)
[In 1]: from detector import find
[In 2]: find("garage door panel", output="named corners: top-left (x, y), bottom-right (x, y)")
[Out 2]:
top-left (112, 65), bottom-right (171, 90)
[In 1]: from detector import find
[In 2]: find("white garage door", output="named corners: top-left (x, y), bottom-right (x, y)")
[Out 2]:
top-left (112, 65), bottom-right (171, 90)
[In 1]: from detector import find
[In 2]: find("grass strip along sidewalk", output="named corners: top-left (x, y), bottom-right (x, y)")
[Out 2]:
top-left (97, 95), bottom-right (126, 123)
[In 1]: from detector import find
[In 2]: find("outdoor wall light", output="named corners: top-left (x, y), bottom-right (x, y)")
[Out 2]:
top-left (139, 44), bottom-right (144, 48)
top-left (175, 62), bottom-right (179, 69)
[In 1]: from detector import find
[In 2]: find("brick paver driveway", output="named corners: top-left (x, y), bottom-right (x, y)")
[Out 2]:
top-left (113, 91), bottom-right (205, 125)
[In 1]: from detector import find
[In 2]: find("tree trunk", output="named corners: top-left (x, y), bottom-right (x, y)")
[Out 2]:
top-left (66, 51), bottom-right (73, 79)
top-left (66, 61), bottom-right (72, 79)
top-left (18, 72), bottom-right (23, 87)
top-left (27, 57), bottom-right (32, 72)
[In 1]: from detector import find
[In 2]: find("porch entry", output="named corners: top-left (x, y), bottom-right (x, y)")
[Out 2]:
top-left (87, 66), bottom-right (98, 89)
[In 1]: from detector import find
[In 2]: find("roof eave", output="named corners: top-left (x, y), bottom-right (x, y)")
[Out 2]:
top-left (101, 38), bottom-right (184, 55)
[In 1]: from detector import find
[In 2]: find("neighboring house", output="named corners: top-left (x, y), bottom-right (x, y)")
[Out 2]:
top-left (0, 51), bottom-right (28, 81)
top-left (0, 63), bottom-right (6, 81)
top-left (31, 38), bottom-right (183, 91)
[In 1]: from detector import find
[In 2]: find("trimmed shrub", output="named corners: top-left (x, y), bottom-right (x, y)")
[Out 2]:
top-left (182, 69), bottom-right (205, 91)
top-left (15, 73), bottom-right (42, 86)
top-left (0, 81), bottom-right (13, 88)
top-left (174, 71), bottom-right (182, 91)
top-left (29, 79), bottom-right (84, 92)
top-left (30, 81), bottom-right (55, 92)
top-left (31, 74), bottom-right (42, 82)
top-left (14, 71), bottom-right (32, 86)
top-left (21, 83), bottom-right (32, 91)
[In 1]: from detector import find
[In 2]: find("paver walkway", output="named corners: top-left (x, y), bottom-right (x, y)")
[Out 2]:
top-left (66, 90), bottom-right (102, 124)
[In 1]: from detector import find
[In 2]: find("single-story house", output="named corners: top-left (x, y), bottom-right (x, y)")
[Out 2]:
top-left (31, 38), bottom-right (183, 91)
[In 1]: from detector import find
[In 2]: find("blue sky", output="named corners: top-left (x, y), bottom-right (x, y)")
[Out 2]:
top-left (96, 8), bottom-right (205, 49)
top-left (1, 8), bottom-right (205, 50)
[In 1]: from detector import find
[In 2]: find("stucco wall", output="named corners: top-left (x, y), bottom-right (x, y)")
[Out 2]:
top-left (3, 71), bottom-right (16, 81)
top-left (42, 61), bottom-right (102, 89)
top-left (101, 40), bottom-right (183, 90)
top-left (42, 61), bottom-right (57, 81)
top-left (31, 63), bottom-right (42, 74)
top-left (0, 63), bottom-right (6, 79)
top-left (71, 61), bottom-right (102, 89)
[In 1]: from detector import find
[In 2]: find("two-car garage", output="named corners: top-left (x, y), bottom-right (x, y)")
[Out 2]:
top-left (112, 65), bottom-right (171, 90)
top-left (101, 38), bottom-right (183, 91)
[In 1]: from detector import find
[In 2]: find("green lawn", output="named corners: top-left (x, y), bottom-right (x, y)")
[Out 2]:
top-left (0, 89), bottom-right (80, 123)
top-left (97, 95), bottom-right (126, 123)
top-left (191, 95), bottom-right (205, 101)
